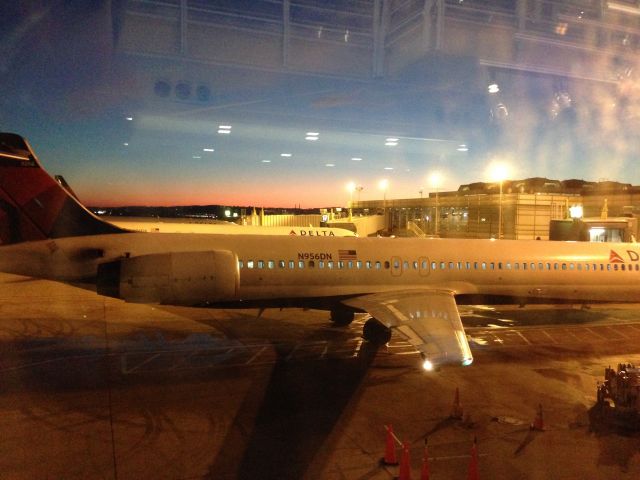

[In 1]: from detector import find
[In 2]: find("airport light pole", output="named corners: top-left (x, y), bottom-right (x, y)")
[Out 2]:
top-left (378, 179), bottom-right (389, 232)
top-left (346, 181), bottom-right (356, 221)
top-left (489, 162), bottom-right (509, 239)
top-left (428, 172), bottom-right (442, 237)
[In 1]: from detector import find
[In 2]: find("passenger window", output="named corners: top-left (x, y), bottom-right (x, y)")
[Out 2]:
top-left (328, 261), bottom-right (334, 269)
top-left (569, 263), bottom-right (575, 270)
top-left (621, 264), bottom-right (626, 271)
top-left (607, 264), bottom-right (611, 271)
top-left (561, 263), bottom-right (567, 270)
top-left (576, 264), bottom-right (581, 271)
top-left (515, 263), bottom-right (519, 270)
top-left (338, 261), bottom-right (344, 269)
top-left (366, 261), bottom-right (372, 269)
top-left (490, 262), bottom-right (495, 270)
top-left (457, 262), bottom-right (462, 269)
top-left (423, 260), bottom-right (428, 269)
top-left (449, 262), bottom-right (454, 269)
top-left (614, 264), bottom-right (618, 271)
top-left (268, 260), bottom-right (275, 269)
top-left (440, 262), bottom-right (445, 269)
top-left (432, 261), bottom-right (437, 270)
top-left (413, 261), bottom-right (419, 270)
top-left (585, 264), bottom-right (589, 271)
top-left (278, 260), bottom-right (285, 268)
top-left (481, 262), bottom-right (486, 270)
top-left (308, 260), bottom-right (315, 268)
top-left (498, 262), bottom-right (503, 270)
top-left (474, 262), bottom-right (479, 269)
top-left (404, 261), bottom-right (409, 270)
top-left (319, 260), bottom-right (324, 269)
top-left (393, 259), bottom-right (400, 269)
top-left (384, 261), bottom-right (390, 269)
top-left (298, 261), bottom-right (305, 269)
top-left (522, 263), bottom-right (527, 270)
top-left (506, 262), bottom-right (511, 270)
top-left (238, 260), bottom-right (244, 269)
top-left (539, 263), bottom-right (544, 270)
top-left (466, 262), bottom-right (470, 269)
top-left (348, 260), bottom-right (354, 269)
top-left (289, 260), bottom-right (295, 269)
top-left (530, 263), bottom-right (535, 270)
top-left (357, 260), bottom-right (362, 269)
top-left (375, 261), bottom-right (381, 270)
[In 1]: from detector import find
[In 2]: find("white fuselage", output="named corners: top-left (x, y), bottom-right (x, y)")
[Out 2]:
top-left (2, 234), bottom-right (640, 304)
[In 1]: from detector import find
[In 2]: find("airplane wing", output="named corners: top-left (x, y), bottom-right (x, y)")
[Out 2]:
top-left (342, 289), bottom-right (473, 368)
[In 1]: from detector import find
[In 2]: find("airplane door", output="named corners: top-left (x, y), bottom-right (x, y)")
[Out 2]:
top-left (419, 256), bottom-right (430, 277)
top-left (391, 256), bottom-right (402, 276)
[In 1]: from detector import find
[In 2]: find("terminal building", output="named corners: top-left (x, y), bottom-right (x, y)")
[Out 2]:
top-left (352, 177), bottom-right (640, 241)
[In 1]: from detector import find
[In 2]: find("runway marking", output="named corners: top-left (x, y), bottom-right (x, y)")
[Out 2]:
top-left (245, 346), bottom-right (268, 364)
top-left (540, 329), bottom-right (559, 344)
top-left (585, 327), bottom-right (608, 340)
top-left (514, 331), bottom-right (532, 345)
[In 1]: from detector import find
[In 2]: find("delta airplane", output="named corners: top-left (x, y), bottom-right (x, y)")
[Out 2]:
top-left (103, 217), bottom-right (356, 237)
top-left (2, 132), bottom-right (640, 370)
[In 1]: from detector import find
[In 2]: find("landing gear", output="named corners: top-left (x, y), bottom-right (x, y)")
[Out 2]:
top-left (363, 318), bottom-right (392, 345)
top-left (330, 309), bottom-right (355, 326)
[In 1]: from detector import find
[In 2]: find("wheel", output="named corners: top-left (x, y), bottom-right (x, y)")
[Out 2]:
top-left (330, 309), bottom-right (355, 326)
top-left (363, 318), bottom-right (391, 345)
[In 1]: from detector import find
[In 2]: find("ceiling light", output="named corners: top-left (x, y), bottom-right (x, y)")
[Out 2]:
top-left (325, 163), bottom-right (335, 167)
top-left (203, 148), bottom-right (214, 152)
top-left (384, 167), bottom-right (394, 170)
top-left (280, 153), bottom-right (292, 157)
top-left (125, 116), bottom-right (133, 121)
top-left (305, 136), bottom-right (318, 141)
top-left (123, 142), bottom-right (129, 146)
top-left (218, 129), bottom-right (231, 134)
top-left (351, 157), bottom-right (362, 161)
top-left (262, 159), bottom-right (271, 163)
top-left (385, 141), bottom-right (398, 146)
top-left (192, 155), bottom-right (201, 159)
top-left (488, 83), bottom-right (500, 94)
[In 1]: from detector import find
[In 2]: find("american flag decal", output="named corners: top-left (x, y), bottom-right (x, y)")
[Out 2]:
top-left (338, 249), bottom-right (357, 260)
top-left (610, 250), bottom-right (625, 263)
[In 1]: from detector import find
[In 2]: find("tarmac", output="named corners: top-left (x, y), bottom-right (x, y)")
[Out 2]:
top-left (2, 272), bottom-right (640, 479)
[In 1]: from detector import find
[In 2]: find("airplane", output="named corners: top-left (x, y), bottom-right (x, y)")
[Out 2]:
top-left (2, 132), bottom-right (640, 370)
top-left (102, 216), bottom-right (356, 237)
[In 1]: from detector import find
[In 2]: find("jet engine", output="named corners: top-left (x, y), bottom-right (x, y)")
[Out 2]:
top-left (97, 250), bottom-right (239, 305)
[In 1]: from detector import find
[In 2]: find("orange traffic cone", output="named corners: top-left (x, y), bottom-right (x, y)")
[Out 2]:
top-left (398, 440), bottom-right (411, 480)
top-left (468, 437), bottom-right (479, 480)
top-left (382, 424), bottom-right (399, 466)
top-left (530, 403), bottom-right (544, 431)
top-left (451, 387), bottom-right (463, 419)
top-left (420, 440), bottom-right (430, 480)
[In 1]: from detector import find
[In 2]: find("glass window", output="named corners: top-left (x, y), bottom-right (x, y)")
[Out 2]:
top-left (413, 261), bottom-right (419, 270)
top-left (268, 260), bottom-right (275, 269)
top-left (607, 264), bottom-right (611, 271)
top-left (422, 260), bottom-right (428, 269)
top-left (530, 263), bottom-right (535, 270)
top-left (384, 261), bottom-right (390, 269)
top-left (466, 262), bottom-right (470, 269)
top-left (338, 261), bottom-right (344, 269)
top-left (440, 262), bottom-right (446, 269)
top-left (515, 263), bottom-right (520, 270)
top-left (319, 260), bottom-right (324, 269)
top-left (375, 261), bottom-right (381, 270)
top-left (498, 262), bottom-right (503, 270)
top-left (585, 264), bottom-right (589, 271)
top-left (506, 262), bottom-right (511, 270)
top-left (248, 260), bottom-right (254, 269)
top-left (356, 260), bottom-right (362, 269)
top-left (308, 260), bottom-right (315, 268)
top-left (522, 262), bottom-right (527, 270)
top-left (561, 263), bottom-right (567, 270)
top-left (366, 261), bottom-right (372, 269)
top-left (298, 260), bottom-right (305, 269)
top-left (474, 262), bottom-right (479, 269)
top-left (328, 261), bottom-right (334, 269)
top-left (257, 260), bottom-right (264, 269)
top-left (278, 260), bottom-right (285, 268)
top-left (539, 263), bottom-right (544, 270)
top-left (431, 261), bottom-right (437, 270)
top-left (457, 262), bottom-right (462, 269)
top-left (481, 262), bottom-right (486, 270)
top-left (569, 263), bottom-right (575, 270)
top-left (449, 262), bottom-right (454, 269)
top-left (621, 264), bottom-right (626, 271)
top-left (577, 264), bottom-right (581, 271)
top-left (614, 264), bottom-right (618, 271)
top-left (404, 261), bottom-right (409, 270)
top-left (490, 262), bottom-right (495, 270)
top-left (393, 259), bottom-right (400, 269)
top-left (289, 260), bottom-right (295, 269)
top-left (238, 260), bottom-right (244, 269)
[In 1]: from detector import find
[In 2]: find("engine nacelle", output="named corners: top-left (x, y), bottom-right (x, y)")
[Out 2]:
top-left (97, 250), bottom-right (239, 305)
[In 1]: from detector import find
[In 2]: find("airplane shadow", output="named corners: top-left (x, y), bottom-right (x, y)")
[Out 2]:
top-left (203, 310), bottom-right (378, 480)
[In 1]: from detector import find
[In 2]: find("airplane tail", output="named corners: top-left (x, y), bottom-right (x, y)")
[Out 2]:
top-left (0, 132), bottom-right (124, 245)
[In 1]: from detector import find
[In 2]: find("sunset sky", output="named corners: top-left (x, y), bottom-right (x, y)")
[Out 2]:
top-left (2, 3), bottom-right (639, 208)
